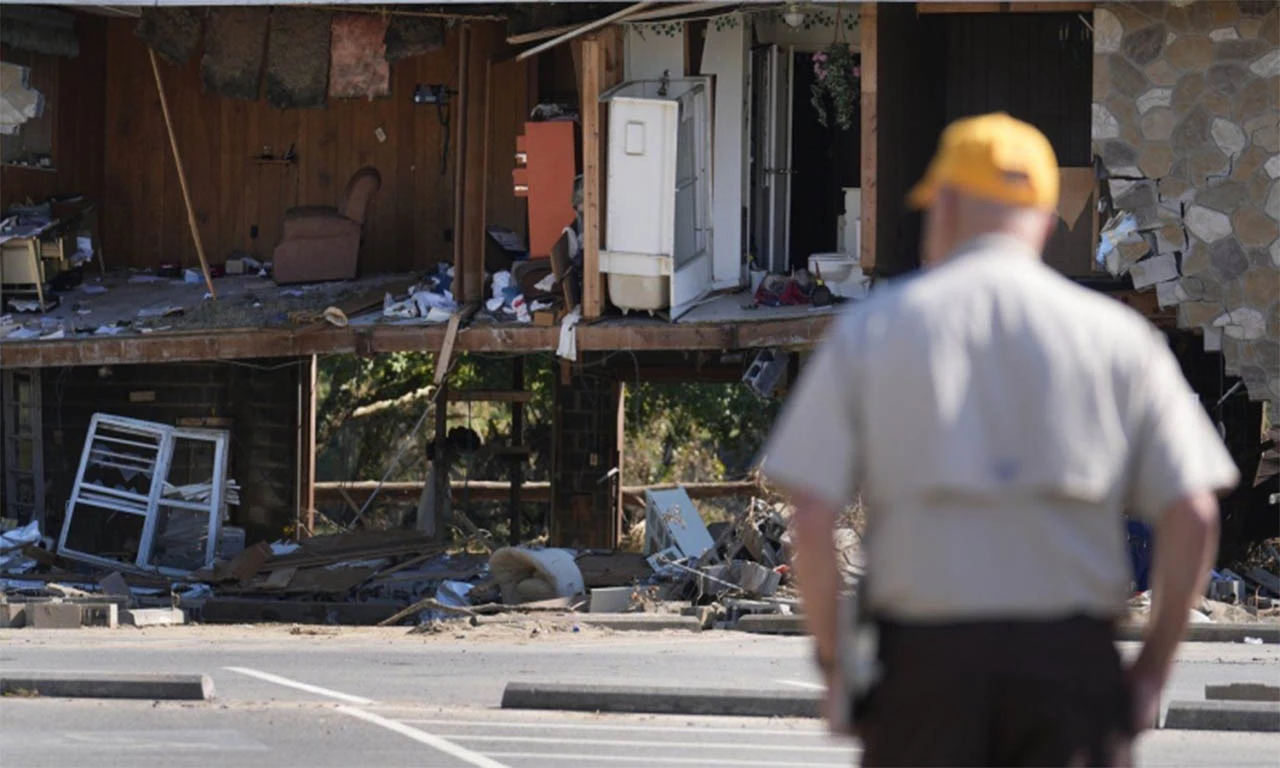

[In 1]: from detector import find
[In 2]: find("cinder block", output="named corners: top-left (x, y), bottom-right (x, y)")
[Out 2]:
top-left (0, 602), bottom-right (27, 628)
top-left (28, 603), bottom-right (85, 629)
top-left (1207, 684), bottom-right (1280, 703)
top-left (122, 607), bottom-right (186, 628)
top-left (81, 604), bottom-right (118, 629)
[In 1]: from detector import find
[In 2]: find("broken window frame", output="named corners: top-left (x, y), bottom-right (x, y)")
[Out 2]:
top-left (56, 414), bottom-right (228, 577)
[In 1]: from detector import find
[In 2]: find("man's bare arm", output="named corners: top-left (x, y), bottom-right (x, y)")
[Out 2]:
top-left (789, 489), bottom-right (845, 668)
top-left (1129, 491), bottom-right (1220, 727)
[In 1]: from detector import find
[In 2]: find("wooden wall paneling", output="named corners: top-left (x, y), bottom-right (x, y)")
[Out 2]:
top-left (392, 57), bottom-right (420, 270)
top-left (56, 15), bottom-right (107, 207)
top-left (486, 55), bottom-right (530, 243)
top-left (98, 16), bottom-right (477, 274)
top-left (415, 50), bottom-right (449, 270)
top-left (187, 54), bottom-right (222, 270)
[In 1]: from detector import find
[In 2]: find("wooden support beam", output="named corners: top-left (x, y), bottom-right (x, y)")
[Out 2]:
top-left (297, 354), bottom-right (317, 539)
top-left (859, 3), bottom-right (878, 273)
top-left (916, 2), bottom-right (1002, 12)
top-left (461, 25), bottom-right (490, 305)
top-left (445, 389), bottom-right (535, 403)
top-left (148, 49), bottom-right (216, 299)
top-left (509, 357), bottom-right (525, 546)
top-left (452, 24), bottom-right (472, 304)
top-left (916, 1), bottom-right (1093, 12)
top-left (314, 479), bottom-right (764, 509)
top-left (580, 34), bottom-right (604, 320)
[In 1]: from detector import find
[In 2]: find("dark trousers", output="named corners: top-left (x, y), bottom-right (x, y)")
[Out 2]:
top-left (859, 617), bottom-right (1132, 767)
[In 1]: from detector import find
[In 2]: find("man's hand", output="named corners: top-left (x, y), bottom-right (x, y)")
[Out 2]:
top-left (1129, 491), bottom-right (1220, 733)
top-left (1125, 658), bottom-right (1164, 733)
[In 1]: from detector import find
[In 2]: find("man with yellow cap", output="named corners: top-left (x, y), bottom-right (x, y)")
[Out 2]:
top-left (759, 113), bottom-right (1239, 766)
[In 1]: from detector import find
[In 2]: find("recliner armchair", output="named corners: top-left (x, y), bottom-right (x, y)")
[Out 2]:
top-left (272, 167), bottom-right (381, 284)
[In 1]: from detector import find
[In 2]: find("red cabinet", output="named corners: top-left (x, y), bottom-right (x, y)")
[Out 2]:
top-left (514, 120), bottom-right (579, 259)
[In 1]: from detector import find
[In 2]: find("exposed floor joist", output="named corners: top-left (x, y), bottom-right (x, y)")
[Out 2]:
top-left (0, 314), bottom-right (837, 368)
top-left (0, 287), bottom-right (1176, 369)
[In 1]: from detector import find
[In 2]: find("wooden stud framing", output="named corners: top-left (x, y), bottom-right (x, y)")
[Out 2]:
top-left (508, 357), bottom-right (525, 546)
top-left (580, 34), bottom-right (604, 320)
top-left (859, 3), bottom-right (878, 272)
top-left (297, 354), bottom-right (317, 539)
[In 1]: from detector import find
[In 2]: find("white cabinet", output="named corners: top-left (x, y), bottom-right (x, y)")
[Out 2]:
top-left (600, 79), bottom-right (713, 319)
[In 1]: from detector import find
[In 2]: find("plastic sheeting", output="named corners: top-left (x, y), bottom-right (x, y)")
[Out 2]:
top-left (0, 521), bottom-right (42, 573)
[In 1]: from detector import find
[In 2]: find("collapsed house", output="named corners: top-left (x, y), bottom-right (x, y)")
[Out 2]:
top-left (1, 1), bottom-right (1277, 587)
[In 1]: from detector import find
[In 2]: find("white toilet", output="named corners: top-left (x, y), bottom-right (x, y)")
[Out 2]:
top-left (808, 187), bottom-right (869, 300)
top-left (808, 253), bottom-right (869, 300)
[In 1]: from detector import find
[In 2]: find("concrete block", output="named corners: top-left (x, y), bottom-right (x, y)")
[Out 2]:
top-left (0, 672), bottom-right (215, 701)
top-left (1164, 700), bottom-right (1280, 732)
top-left (1116, 623), bottom-right (1280, 643)
top-left (502, 682), bottom-right (820, 718)
top-left (122, 607), bottom-right (186, 628)
top-left (577, 613), bottom-right (703, 632)
top-left (0, 602), bottom-right (26, 628)
top-left (1206, 683), bottom-right (1280, 702)
top-left (28, 603), bottom-right (85, 629)
top-left (735, 613), bottom-right (806, 635)
top-left (589, 587), bottom-right (634, 614)
top-left (81, 604), bottom-right (118, 629)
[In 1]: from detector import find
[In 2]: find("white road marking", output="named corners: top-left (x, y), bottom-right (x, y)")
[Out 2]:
top-left (481, 752), bottom-right (851, 767)
top-left (336, 706), bottom-right (510, 768)
top-left (777, 679), bottom-right (825, 690)
top-left (396, 718), bottom-right (830, 738)
top-left (222, 667), bottom-right (374, 705)
top-left (432, 733), bottom-right (850, 752)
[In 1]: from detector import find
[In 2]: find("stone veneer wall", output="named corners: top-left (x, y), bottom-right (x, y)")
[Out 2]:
top-left (1092, 1), bottom-right (1279, 408)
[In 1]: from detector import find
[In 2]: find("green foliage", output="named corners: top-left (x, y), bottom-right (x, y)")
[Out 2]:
top-left (315, 354), bottom-right (778, 529)
top-left (810, 43), bottom-right (860, 132)
top-left (624, 381), bottom-right (779, 485)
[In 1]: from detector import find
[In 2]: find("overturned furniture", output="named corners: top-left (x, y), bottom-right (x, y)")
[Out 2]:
top-left (273, 166), bottom-right (381, 284)
top-left (57, 414), bottom-right (235, 576)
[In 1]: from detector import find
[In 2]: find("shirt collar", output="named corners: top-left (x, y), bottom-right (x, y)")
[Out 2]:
top-left (948, 233), bottom-right (1042, 262)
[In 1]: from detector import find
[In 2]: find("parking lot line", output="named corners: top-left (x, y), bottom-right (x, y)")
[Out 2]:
top-left (395, 717), bottom-right (832, 738)
top-left (336, 705), bottom-right (511, 768)
top-left (222, 666), bottom-right (374, 705)
top-left (433, 733), bottom-right (851, 752)
top-left (481, 752), bottom-right (851, 766)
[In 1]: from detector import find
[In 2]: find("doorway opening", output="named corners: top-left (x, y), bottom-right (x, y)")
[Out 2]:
top-left (788, 50), bottom-right (860, 273)
top-left (748, 45), bottom-right (861, 276)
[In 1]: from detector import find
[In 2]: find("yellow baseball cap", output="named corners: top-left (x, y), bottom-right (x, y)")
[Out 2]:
top-left (907, 112), bottom-right (1059, 211)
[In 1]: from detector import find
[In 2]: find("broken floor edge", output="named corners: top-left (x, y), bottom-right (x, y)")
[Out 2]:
top-left (0, 314), bottom-right (839, 368)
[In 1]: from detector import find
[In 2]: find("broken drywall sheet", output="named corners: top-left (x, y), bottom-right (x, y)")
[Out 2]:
top-left (385, 16), bottom-right (445, 62)
top-left (201, 7), bottom-right (269, 101)
top-left (265, 9), bottom-right (331, 109)
top-left (135, 8), bottom-right (203, 66)
top-left (329, 14), bottom-right (390, 100)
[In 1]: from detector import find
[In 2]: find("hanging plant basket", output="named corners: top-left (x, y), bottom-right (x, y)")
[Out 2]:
top-left (810, 42), bottom-right (860, 132)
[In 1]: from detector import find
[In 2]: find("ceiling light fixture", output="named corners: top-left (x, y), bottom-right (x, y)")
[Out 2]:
top-left (782, 4), bottom-right (806, 29)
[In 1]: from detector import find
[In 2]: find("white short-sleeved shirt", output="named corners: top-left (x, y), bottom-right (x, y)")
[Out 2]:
top-left (760, 235), bottom-right (1240, 621)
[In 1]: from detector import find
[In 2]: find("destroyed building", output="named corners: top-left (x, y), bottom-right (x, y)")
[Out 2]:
top-left (1, 1), bottom-right (1276, 584)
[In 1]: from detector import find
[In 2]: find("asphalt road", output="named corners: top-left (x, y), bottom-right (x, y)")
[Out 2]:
top-left (2, 625), bottom-right (1278, 768)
